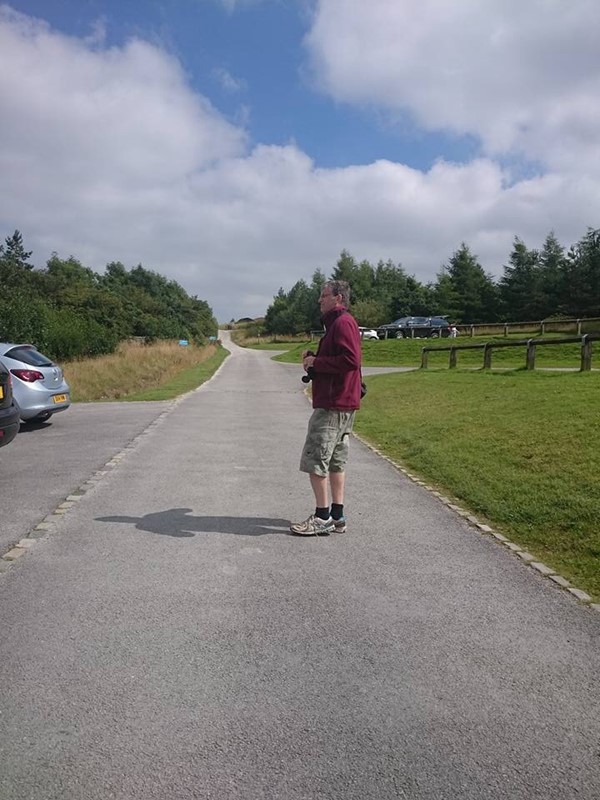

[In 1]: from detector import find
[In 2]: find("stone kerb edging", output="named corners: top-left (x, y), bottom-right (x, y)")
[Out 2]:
top-left (351, 430), bottom-right (600, 614)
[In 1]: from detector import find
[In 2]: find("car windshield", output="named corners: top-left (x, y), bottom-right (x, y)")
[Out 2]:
top-left (4, 346), bottom-right (54, 367)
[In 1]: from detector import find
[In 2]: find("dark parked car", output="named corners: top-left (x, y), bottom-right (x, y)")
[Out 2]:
top-left (0, 362), bottom-right (20, 448)
top-left (377, 316), bottom-right (451, 339)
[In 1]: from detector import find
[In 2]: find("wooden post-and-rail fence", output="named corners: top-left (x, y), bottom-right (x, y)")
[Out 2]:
top-left (421, 334), bottom-right (599, 372)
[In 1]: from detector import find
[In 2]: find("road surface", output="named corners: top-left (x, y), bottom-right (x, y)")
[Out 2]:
top-left (1, 333), bottom-right (599, 799)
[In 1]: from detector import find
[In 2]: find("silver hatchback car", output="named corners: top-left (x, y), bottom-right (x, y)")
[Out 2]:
top-left (0, 343), bottom-right (71, 423)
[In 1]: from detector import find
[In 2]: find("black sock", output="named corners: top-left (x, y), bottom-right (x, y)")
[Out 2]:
top-left (331, 503), bottom-right (344, 520)
top-left (315, 507), bottom-right (330, 520)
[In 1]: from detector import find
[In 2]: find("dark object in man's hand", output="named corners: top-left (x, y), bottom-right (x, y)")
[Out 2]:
top-left (301, 351), bottom-right (316, 383)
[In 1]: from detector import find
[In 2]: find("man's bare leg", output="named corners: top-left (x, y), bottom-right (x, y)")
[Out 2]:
top-left (329, 471), bottom-right (345, 505)
top-left (309, 472), bottom-right (329, 508)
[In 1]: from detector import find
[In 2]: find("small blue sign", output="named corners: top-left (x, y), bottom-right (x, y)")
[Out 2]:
top-left (178, 339), bottom-right (189, 346)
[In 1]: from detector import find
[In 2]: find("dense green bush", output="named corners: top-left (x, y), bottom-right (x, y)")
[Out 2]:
top-left (0, 291), bottom-right (50, 347)
top-left (42, 307), bottom-right (120, 361)
top-left (0, 231), bottom-right (218, 360)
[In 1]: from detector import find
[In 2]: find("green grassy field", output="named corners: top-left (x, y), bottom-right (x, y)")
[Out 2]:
top-left (272, 334), bottom-right (592, 370)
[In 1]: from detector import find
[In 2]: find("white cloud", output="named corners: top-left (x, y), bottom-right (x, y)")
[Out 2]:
top-left (305, 0), bottom-right (600, 172)
top-left (0, 4), bottom-right (599, 322)
top-left (212, 66), bottom-right (247, 92)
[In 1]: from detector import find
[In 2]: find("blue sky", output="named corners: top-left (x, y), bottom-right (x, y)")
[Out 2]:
top-left (11, 0), bottom-right (477, 170)
top-left (1, 0), bottom-right (599, 320)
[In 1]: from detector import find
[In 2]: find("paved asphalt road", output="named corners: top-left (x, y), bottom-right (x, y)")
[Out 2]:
top-left (0, 400), bottom-right (171, 556)
top-left (1, 334), bottom-right (599, 800)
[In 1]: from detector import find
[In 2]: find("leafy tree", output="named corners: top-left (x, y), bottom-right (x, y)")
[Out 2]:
top-left (263, 270), bottom-right (328, 335)
top-left (45, 253), bottom-right (97, 290)
top-left (264, 288), bottom-right (296, 336)
top-left (330, 251), bottom-right (376, 304)
top-left (0, 291), bottom-right (49, 346)
top-left (444, 243), bottom-right (500, 323)
top-left (351, 298), bottom-right (388, 327)
top-left (431, 270), bottom-right (460, 320)
top-left (563, 228), bottom-right (600, 317)
top-left (2, 229), bottom-right (33, 269)
top-left (0, 229), bottom-right (36, 290)
top-left (538, 232), bottom-right (568, 317)
top-left (371, 259), bottom-right (429, 320)
top-left (499, 238), bottom-right (542, 321)
top-left (99, 262), bottom-right (217, 342)
top-left (330, 250), bottom-right (358, 284)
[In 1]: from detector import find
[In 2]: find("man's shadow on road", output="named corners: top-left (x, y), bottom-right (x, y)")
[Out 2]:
top-left (96, 508), bottom-right (291, 538)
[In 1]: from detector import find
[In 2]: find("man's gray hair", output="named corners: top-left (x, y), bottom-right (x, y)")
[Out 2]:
top-left (325, 280), bottom-right (351, 308)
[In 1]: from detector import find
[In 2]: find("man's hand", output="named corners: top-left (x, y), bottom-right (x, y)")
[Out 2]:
top-left (302, 349), bottom-right (316, 371)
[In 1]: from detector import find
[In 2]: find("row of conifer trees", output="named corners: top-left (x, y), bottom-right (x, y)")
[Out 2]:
top-left (264, 228), bottom-right (600, 335)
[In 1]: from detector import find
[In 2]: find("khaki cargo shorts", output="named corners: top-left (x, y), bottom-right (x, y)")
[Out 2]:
top-left (299, 408), bottom-right (356, 476)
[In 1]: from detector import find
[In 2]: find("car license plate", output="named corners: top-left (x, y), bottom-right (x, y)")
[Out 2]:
top-left (53, 394), bottom-right (68, 403)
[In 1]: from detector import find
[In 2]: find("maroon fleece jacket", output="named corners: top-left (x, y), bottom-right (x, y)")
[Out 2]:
top-left (311, 307), bottom-right (362, 410)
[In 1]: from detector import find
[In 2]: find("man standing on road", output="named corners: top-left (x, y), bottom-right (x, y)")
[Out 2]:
top-left (290, 280), bottom-right (362, 536)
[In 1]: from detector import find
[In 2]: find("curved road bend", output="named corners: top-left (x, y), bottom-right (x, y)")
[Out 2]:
top-left (1, 332), bottom-right (599, 800)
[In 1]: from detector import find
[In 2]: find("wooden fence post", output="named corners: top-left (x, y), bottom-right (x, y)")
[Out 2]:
top-left (421, 349), bottom-right (429, 369)
top-left (483, 343), bottom-right (492, 369)
top-left (526, 340), bottom-right (536, 370)
top-left (580, 335), bottom-right (592, 371)
top-left (449, 348), bottom-right (457, 368)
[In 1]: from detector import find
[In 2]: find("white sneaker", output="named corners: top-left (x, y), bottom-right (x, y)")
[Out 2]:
top-left (290, 514), bottom-right (335, 536)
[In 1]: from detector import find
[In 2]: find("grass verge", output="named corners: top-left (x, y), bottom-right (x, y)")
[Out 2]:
top-left (123, 348), bottom-right (229, 400)
top-left (64, 341), bottom-right (229, 402)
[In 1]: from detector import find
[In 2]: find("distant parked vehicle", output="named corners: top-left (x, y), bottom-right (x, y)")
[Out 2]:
top-left (358, 327), bottom-right (379, 340)
top-left (0, 362), bottom-right (20, 447)
top-left (0, 343), bottom-right (71, 424)
top-left (377, 317), bottom-right (415, 339)
top-left (377, 316), bottom-right (452, 339)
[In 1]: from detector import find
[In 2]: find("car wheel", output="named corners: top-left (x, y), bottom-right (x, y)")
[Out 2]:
top-left (430, 331), bottom-right (439, 338)
top-left (27, 411), bottom-right (53, 424)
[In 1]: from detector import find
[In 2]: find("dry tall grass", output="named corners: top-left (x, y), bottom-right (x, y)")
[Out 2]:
top-left (64, 340), bottom-right (218, 402)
